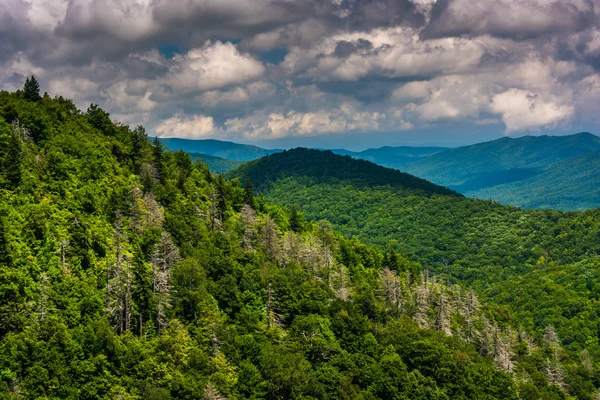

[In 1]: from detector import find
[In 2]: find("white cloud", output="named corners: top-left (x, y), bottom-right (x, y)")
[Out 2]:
top-left (155, 114), bottom-right (216, 138)
top-left (165, 41), bottom-right (265, 93)
top-left (491, 88), bottom-right (574, 132)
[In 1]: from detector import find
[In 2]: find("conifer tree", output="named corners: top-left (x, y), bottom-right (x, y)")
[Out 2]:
top-left (23, 75), bottom-right (41, 101)
top-left (243, 178), bottom-right (255, 207)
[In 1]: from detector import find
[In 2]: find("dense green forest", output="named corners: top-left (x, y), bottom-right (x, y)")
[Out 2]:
top-left (1, 81), bottom-right (581, 399)
top-left (188, 153), bottom-right (244, 174)
top-left (232, 148), bottom-right (600, 399)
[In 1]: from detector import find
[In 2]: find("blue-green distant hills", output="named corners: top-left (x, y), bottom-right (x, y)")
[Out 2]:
top-left (158, 137), bottom-right (280, 161)
top-left (398, 132), bottom-right (600, 210)
top-left (163, 132), bottom-right (600, 210)
top-left (187, 152), bottom-right (244, 173)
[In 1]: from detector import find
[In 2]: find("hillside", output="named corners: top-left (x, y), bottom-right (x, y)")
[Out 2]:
top-left (231, 148), bottom-right (600, 393)
top-left (331, 146), bottom-right (447, 169)
top-left (472, 150), bottom-right (600, 210)
top-left (188, 152), bottom-right (244, 173)
top-left (388, 133), bottom-right (600, 210)
top-left (230, 148), bottom-right (458, 196)
top-left (403, 132), bottom-right (600, 187)
top-left (158, 137), bottom-right (280, 161)
top-left (0, 87), bottom-right (556, 398)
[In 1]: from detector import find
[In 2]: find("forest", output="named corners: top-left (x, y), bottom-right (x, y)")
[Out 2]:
top-left (0, 79), bottom-right (597, 399)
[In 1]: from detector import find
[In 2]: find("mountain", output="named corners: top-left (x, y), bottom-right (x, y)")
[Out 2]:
top-left (188, 152), bottom-right (244, 173)
top-left (331, 146), bottom-right (447, 169)
top-left (399, 131), bottom-right (600, 187)
top-left (158, 137), bottom-right (280, 161)
top-left (231, 148), bottom-right (600, 392)
top-left (472, 149), bottom-right (600, 210)
top-left (2, 88), bottom-right (546, 399)
top-left (231, 148), bottom-right (458, 196)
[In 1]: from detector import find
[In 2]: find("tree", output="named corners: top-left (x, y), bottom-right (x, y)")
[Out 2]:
top-left (289, 206), bottom-right (305, 233)
top-left (23, 75), bottom-right (41, 101)
top-left (1, 125), bottom-right (22, 189)
top-left (152, 232), bottom-right (180, 333)
top-left (244, 178), bottom-right (255, 208)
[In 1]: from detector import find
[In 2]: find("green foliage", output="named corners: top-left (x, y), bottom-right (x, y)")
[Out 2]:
top-left (23, 76), bottom-right (41, 102)
top-left (232, 147), bottom-right (600, 399)
top-left (0, 87), bottom-right (540, 399)
top-left (0, 83), bottom-right (597, 399)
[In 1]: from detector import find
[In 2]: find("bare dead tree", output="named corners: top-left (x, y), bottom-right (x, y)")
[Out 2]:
top-left (435, 289), bottom-right (452, 336)
top-left (414, 283), bottom-right (430, 329)
top-left (152, 232), bottom-right (180, 333)
top-left (106, 212), bottom-right (131, 334)
top-left (203, 382), bottom-right (227, 400)
top-left (208, 184), bottom-right (222, 232)
top-left (262, 215), bottom-right (280, 261)
top-left (265, 283), bottom-right (281, 329)
top-left (57, 238), bottom-right (69, 274)
top-left (240, 204), bottom-right (257, 251)
top-left (463, 292), bottom-right (479, 343)
top-left (494, 328), bottom-right (514, 372)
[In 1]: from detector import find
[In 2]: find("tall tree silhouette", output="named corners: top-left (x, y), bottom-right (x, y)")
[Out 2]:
top-left (23, 76), bottom-right (41, 101)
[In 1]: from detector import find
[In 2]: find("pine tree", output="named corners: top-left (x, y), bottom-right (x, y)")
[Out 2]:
top-left (289, 206), bottom-right (305, 233)
top-left (243, 178), bottom-right (255, 207)
top-left (23, 76), bottom-right (41, 101)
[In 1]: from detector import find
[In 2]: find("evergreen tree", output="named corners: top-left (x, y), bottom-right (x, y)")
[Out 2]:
top-left (289, 206), bottom-right (305, 233)
top-left (244, 178), bottom-right (255, 207)
top-left (23, 75), bottom-right (41, 101)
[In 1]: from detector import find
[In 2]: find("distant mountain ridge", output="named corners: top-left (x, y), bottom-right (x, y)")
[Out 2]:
top-left (330, 146), bottom-right (448, 169)
top-left (402, 132), bottom-right (600, 187)
top-left (158, 137), bottom-right (280, 161)
top-left (162, 132), bottom-right (600, 210)
top-left (398, 132), bottom-right (600, 210)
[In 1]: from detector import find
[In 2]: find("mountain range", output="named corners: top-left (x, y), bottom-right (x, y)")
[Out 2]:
top-left (162, 132), bottom-right (600, 211)
top-left (4, 85), bottom-right (600, 398)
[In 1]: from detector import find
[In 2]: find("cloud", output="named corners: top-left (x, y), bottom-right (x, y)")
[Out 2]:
top-left (155, 114), bottom-right (216, 138)
top-left (163, 41), bottom-right (265, 93)
top-left (491, 88), bottom-right (574, 132)
top-left (423, 0), bottom-right (596, 40)
top-left (0, 0), bottom-right (599, 142)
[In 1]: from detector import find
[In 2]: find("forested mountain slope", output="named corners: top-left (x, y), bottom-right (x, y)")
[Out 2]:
top-left (188, 152), bottom-right (244, 174)
top-left (471, 150), bottom-right (600, 210)
top-left (159, 138), bottom-right (280, 161)
top-left (231, 148), bottom-right (600, 398)
top-left (387, 133), bottom-right (600, 210)
top-left (0, 86), bottom-right (577, 398)
top-left (231, 148), bottom-right (458, 196)
top-left (402, 132), bottom-right (600, 188)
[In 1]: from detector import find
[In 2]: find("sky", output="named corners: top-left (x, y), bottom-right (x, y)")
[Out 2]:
top-left (1, 0), bottom-right (600, 150)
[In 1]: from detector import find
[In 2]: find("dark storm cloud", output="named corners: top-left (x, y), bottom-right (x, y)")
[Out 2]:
top-left (334, 39), bottom-right (374, 58)
top-left (2, 0), bottom-right (599, 140)
top-left (422, 0), bottom-right (596, 40)
top-left (4, 0), bottom-right (426, 67)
